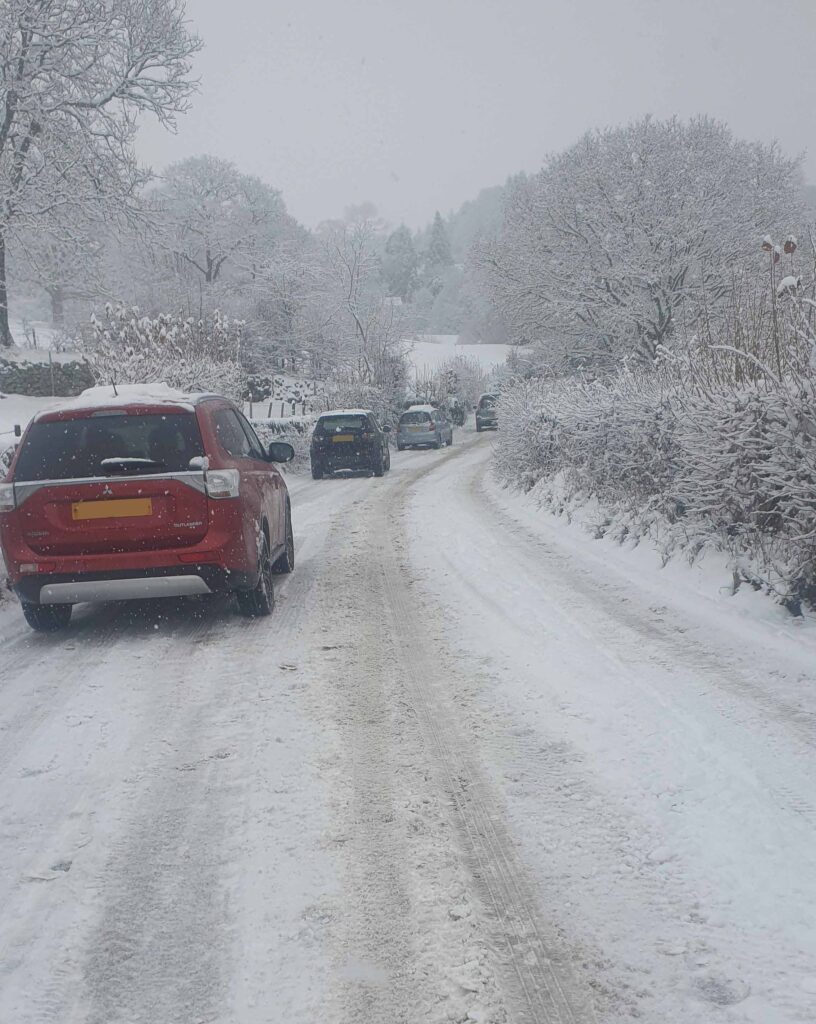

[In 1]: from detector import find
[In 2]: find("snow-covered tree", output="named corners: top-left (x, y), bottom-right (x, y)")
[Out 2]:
top-left (382, 225), bottom-right (419, 301)
top-left (477, 117), bottom-right (805, 366)
top-left (0, 0), bottom-right (201, 346)
top-left (78, 304), bottom-right (246, 400)
top-left (423, 211), bottom-right (453, 296)
top-left (153, 156), bottom-right (294, 289)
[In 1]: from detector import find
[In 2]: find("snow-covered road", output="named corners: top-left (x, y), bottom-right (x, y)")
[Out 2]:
top-left (1, 433), bottom-right (815, 1023)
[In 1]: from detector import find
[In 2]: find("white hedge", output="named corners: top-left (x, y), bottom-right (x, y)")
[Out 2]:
top-left (495, 367), bottom-right (816, 613)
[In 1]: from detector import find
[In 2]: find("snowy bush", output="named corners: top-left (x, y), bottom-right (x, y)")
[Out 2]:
top-left (496, 275), bottom-right (816, 611)
top-left (252, 417), bottom-right (315, 473)
top-left (77, 305), bottom-right (247, 401)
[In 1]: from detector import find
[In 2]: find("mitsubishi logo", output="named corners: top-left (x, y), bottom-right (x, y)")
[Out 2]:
top-left (102, 484), bottom-right (113, 496)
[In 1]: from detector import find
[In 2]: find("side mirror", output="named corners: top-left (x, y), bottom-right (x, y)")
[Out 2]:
top-left (14, 424), bottom-right (21, 438)
top-left (382, 424), bottom-right (391, 433)
top-left (267, 441), bottom-right (295, 463)
top-left (188, 455), bottom-right (209, 472)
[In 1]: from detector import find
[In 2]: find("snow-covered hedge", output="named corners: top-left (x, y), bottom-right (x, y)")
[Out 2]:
top-left (252, 416), bottom-right (315, 473)
top-left (496, 364), bottom-right (816, 613)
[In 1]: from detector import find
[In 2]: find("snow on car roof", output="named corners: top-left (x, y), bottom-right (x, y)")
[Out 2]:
top-left (33, 383), bottom-right (219, 421)
top-left (403, 404), bottom-right (437, 414)
top-left (318, 408), bottom-right (373, 417)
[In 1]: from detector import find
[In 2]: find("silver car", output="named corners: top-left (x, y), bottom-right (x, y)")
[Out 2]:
top-left (396, 406), bottom-right (453, 451)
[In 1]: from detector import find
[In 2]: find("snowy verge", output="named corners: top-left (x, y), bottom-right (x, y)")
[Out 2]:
top-left (486, 467), bottom-right (816, 677)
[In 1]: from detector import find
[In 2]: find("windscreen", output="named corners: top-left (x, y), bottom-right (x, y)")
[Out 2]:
top-left (400, 411), bottom-right (433, 424)
top-left (13, 412), bottom-right (204, 482)
top-left (479, 396), bottom-right (497, 409)
top-left (316, 415), bottom-right (368, 433)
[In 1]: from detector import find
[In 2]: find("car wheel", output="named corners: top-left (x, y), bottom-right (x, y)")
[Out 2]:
top-left (22, 602), bottom-right (72, 632)
top-left (311, 461), bottom-right (323, 480)
top-left (433, 438), bottom-right (441, 449)
top-left (397, 444), bottom-right (405, 452)
top-left (237, 535), bottom-right (275, 617)
top-left (385, 449), bottom-right (391, 470)
top-left (373, 453), bottom-right (385, 477)
top-left (476, 423), bottom-right (483, 432)
top-left (272, 503), bottom-right (295, 574)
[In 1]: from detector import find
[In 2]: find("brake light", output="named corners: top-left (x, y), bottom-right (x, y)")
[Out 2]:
top-left (205, 468), bottom-right (240, 499)
top-left (20, 562), bottom-right (56, 574)
top-left (428, 421), bottom-right (436, 430)
top-left (0, 483), bottom-right (15, 512)
top-left (361, 432), bottom-right (371, 441)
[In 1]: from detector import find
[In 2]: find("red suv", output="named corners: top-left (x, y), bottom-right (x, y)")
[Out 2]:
top-left (0, 385), bottom-right (295, 631)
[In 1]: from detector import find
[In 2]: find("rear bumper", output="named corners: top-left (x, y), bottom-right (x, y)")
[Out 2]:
top-left (397, 430), bottom-right (438, 446)
top-left (311, 447), bottom-right (377, 470)
top-left (476, 418), bottom-right (498, 429)
top-left (12, 564), bottom-right (256, 605)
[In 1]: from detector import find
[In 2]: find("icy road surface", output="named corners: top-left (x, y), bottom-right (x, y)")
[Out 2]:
top-left (1, 433), bottom-right (815, 1023)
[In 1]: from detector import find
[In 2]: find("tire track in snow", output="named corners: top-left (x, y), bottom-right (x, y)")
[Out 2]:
top-left (370, 439), bottom-right (597, 1024)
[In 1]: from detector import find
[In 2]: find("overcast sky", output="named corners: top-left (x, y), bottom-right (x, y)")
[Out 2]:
top-left (137, 0), bottom-right (816, 230)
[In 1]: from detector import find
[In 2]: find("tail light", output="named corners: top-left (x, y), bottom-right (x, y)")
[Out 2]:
top-left (205, 468), bottom-right (240, 499)
top-left (361, 432), bottom-right (371, 441)
top-left (428, 421), bottom-right (436, 430)
top-left (0, 483), bottom-right (15, 513)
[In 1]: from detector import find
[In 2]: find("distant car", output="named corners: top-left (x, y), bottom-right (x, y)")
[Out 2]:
top-left (396, 406), bottom-right (453, 451)
top-left (0, 385), bottom-right (296, 631)
top-left (475, 393), bottom-right (499, 432)
top-left (310, 409), bottom-right (391, 479)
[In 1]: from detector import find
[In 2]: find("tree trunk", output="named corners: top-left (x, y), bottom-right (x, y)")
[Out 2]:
top-left (0, 229), bottom-right (13, 347)
top-left (49, 286), bottom-right (65, 327)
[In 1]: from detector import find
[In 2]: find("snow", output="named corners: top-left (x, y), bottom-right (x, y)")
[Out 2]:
top-left (1, 432), bottom-right (814, 1023)
top-left (317, 408), bottom-right (373, 417)
top-left (33, 382), bottom-right (203, 419)
top-left (0, 394), bottom-right (59, 453)
top-left (404, 334), bottom-right (511, 378)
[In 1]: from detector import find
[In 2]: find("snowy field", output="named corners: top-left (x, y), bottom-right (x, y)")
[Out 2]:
top-left (1, 431), bottom-right (814, 1023)
top-left (404, 334), bottom-right (511, 381)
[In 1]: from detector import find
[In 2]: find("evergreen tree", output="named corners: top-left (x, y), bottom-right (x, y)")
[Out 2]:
top-left (382, 225), bottom-right (419, 301)
top-left (423, 212), bottom-right (453, 296)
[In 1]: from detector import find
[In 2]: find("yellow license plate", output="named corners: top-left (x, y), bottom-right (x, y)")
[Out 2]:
top-left (332, 434), bottom-right (354, 443)
top-left (72, 498), bottom-right (153, 521)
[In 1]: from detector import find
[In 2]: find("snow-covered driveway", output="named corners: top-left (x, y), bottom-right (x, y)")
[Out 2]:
top-left (1, 434), bottom-right (814, 1023)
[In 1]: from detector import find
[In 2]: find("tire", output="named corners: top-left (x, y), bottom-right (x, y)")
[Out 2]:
top-left (373, 453), bottom-right (385, 477)
top-left (476, 423), bottom-right (483, 433)
top-left (311, 460), bottom-right (323, 480)
top-left (22, 602), bottom-right (72, 632)
top-left (432, 438), bottom-right (441, 449)
top-left (397, 444), bottom-right (405, 452)
top-left (385, 449), bottom-right (391, 471)
top-left (446, 433), bottom-right (453, 447)
top-left (272, 504), bottom-right (295, 574)
top-left (237, 535), bottom-right (275, 617)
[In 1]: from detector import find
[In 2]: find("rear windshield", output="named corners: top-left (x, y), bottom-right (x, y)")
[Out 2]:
top-left (316, 415), bottom-right (368, 433)
top-left (400, 411), bottom-right (432, 424)
top-left (13, 412), bottom-right (204, 482)
top-left (479, 396), bottom-right (497, 409)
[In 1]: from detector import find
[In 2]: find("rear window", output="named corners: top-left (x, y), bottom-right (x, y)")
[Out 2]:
top-left (400, 411), bottom-right (432, 424)
top-left (316, 415), bottom-right (368, 433)
top-left (13, 413), bottom-right (204, 482)
top-left (478, 396), bottom-right (497, 409)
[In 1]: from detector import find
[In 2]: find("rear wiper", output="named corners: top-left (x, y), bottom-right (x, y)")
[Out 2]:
top-left (100, 457), bottom-right (167, 476)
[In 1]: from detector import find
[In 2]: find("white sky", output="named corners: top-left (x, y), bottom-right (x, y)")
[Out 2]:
top-left (136, 0), bottom-right (816, 229)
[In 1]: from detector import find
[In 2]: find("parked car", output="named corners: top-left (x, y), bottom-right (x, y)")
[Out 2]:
top-left (310, 409), bottom-right (391, 479)
top-left (0, 385), bottom-right (296, 631)
top-left (396, 406), bottom-right (453, 451)
top-left (475, 393), bottom-right (499, 432)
